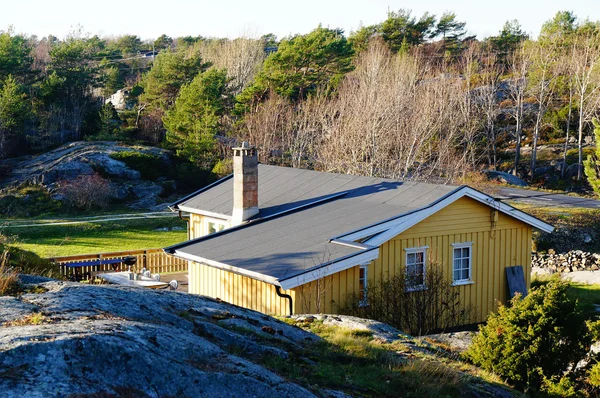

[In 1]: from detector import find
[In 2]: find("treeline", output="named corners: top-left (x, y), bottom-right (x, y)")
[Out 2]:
top-left (1, 10), bottom-right (600, 185)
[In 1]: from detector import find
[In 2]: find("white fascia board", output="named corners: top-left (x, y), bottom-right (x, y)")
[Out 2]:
top-left (462, 188), bottom-right (554, 233)
top-left (364, 186), bottom-right (554, 247)
top-left (279, 248), bottom-right (380, 290)
top-left (176, 206), bottom-right (232, 221)
top-left (330, 239), bottom-right (372, 250)
top-left (172, 250), bottom-right (280, 286)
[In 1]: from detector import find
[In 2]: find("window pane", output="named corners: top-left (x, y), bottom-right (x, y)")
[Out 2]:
top-left (454, 258), bottom-right (461, 270)
top-left (407, 253), bottom-right (415, 264)
top-left (454, 270), bottom-right (460, 281)
top-left (461, 269), bottom-right (469, 280)
top-left (462, 258), bottom-right (469, 269)
top-left (463, 247), bottom-right (470, 257)
top-left (415, 252), bottom-right (424, 263)
top-left (208, 222), bottom-right (216, 234)
top-left (454, 248), bottom-right (461, 258)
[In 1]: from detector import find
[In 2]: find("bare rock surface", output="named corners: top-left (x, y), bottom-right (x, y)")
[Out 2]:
top-left (0, 278), bottom-right (317, 398)
top-left (0, 141), bottom-right (173, 210)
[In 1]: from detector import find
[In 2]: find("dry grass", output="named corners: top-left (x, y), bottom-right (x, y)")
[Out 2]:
top-left (3, 312), bottom-right (48, 327)
top-left (0, 251), bottom-right (19, 296)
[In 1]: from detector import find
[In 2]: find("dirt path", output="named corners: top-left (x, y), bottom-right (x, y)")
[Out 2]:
top-left (0, 211), bottom-right (179, 228)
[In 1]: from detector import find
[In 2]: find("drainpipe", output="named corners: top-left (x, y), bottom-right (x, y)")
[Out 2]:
top-left (178, 211), bottom-right (190, 240)
top-left (275, 286), bottom-right (293, 316)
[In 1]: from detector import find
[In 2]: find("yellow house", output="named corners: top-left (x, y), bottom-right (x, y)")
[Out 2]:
top-left (165, 143), bottom-right (553, 324)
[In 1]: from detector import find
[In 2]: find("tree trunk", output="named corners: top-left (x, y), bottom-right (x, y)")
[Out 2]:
top-left (561, 84), bottom-right (573, 179)
top-left (577, 95), bottom-right (585, 181)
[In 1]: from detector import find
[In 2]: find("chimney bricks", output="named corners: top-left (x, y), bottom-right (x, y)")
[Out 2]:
top-left (232, 142), bottom-right (259, 225)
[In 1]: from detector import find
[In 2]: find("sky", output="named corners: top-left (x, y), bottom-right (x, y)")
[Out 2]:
top-left (2, 0), bottom-right (599, 41)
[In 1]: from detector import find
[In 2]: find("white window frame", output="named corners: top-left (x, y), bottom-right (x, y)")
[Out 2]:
top-left (451, 242), bottom-right (474, 286)
top-left (405, 246), bottom-right (428, 291)
top-left (204, 217), bottom-right (228, 236)
top-left (358, 264), bottom-right (369, 306)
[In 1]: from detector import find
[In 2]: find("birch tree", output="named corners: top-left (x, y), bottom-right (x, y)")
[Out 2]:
top-left (506, 44), bottom-right (532, 177)
top-left (570, 29), bottom-right (600, 180)
top-left (526, 39), bottom-right (558, 180)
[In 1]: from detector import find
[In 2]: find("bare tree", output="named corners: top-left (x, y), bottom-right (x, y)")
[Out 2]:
top-left (474, 53), bottom-right (502, 169)
top-left (570, 30), bottom-right (600, 180)
top-left (527, 39), bottom-right (559, 181)
top-left (240, 92), bottom-right (293, 164)
top-left (196, 37), bottom-right (265, 95)
top-left (505, 44), bottom-right (532, 177)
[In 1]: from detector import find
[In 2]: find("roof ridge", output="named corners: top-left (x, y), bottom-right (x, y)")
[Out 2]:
top-left (164, 190), bottom-right (349, 254)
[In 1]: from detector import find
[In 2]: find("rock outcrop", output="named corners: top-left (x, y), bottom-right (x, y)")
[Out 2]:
top-left (0, 276), bottom-right (317, 397)
top-left (0, 141), bottom-right (173, 210)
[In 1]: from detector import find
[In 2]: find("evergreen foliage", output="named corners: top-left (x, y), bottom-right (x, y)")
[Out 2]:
top-left (466, 280), bottom-right (598, 392)
top-left (139, 50), bottom-right (208, 111)
top-left (238, 26), bottom-right (354, 106)
top-left (380, 9), bottom-right (436, 50)
top-left (584, 118), bottom-right (600, 195)
top-left (163, 69), bottom-right (230, 166)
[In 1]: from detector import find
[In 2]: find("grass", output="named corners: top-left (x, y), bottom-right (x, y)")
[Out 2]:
top-left (532, 274), bottom-right (600, 319)
top-left (3, 312), bottom-right (48, 327)
top-left (253, 321), bottom-right (517, 397)
top-left (0, 251), bottom-right (20, 296)
top-left (1, 217), bottom-right (187, 258)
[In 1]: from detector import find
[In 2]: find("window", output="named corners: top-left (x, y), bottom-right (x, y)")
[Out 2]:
top-left (205, 219), bottom-right (227, 235)
top-left (405, 247), bottom-right (427, 289)
top-left (452, 243), bottom-right (473, 285)
top-left (359, 264), bottom-right (368, 306)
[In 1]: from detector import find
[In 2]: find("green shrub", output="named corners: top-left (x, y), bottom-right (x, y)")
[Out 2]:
top-left (110, 151), bottom-right (166, 180)
top-left (0, 185), bottom-right (63, 218)
top-left (211, 158), bottom-right (232, 177)
top-left (465, 280), bottom-right (596, 392)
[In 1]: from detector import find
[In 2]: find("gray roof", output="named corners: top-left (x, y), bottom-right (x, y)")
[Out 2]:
top-left (166, 165), bottom-right (459, 282)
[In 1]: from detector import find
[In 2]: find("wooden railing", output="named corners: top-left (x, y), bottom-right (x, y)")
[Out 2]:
top-left (50, 248), bottom-right (188, 279)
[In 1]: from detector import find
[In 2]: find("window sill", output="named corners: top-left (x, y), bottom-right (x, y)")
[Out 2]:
top-left (451, 280), bottom-right (474, 286)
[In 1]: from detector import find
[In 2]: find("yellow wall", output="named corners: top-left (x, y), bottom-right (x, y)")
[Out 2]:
top-left (187, 197), bottom-right (533, 322)
top-left (189, 214), bottom-right (230, 239)
top-left (291, 196), bottom-right (532, 323)
top-left (189, 261), bottom-right (295, 316)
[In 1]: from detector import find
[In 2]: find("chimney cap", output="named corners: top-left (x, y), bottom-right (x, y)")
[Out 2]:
top-left (232, 141), bottom-right (256, 151)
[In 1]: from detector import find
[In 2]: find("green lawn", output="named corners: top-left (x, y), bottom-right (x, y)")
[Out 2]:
top-left (1, 217), bottom-right (187, 258)
top-left (533, 275), bottom-right (600, 319)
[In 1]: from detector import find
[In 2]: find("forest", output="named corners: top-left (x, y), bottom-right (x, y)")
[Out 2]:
top-left (1, 10), bottom-right (600, 190)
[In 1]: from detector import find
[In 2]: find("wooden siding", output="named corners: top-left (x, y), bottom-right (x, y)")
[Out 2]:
top-left (190, 262), bottom-right (294, 316)
top-left (292, 267), bottom-right (359, 314)
top-left (189, 214), bottom-right (203, 239)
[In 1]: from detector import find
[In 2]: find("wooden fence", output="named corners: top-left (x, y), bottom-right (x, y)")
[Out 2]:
top-left (50, 248), bottom-right (188, 280)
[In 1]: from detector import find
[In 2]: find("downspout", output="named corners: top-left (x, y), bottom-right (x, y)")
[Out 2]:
top-left (275, 286), bottom-right (293, 316)
top-left (178, 211), bottom-right (190, 240)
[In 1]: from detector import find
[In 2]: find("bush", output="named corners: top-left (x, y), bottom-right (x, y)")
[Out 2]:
top-left (110, 151), bottom-right (166, 181)
top-left (341, 263), bottom-right (471, 336)
top-left (57, 173), bottom-right (112, 210)
top-left (0, 251), bottom-right (19, 296)
top-left (465, 280), bottom-right (597, 392)
top-left (0, 185), bottom-right (63, 218)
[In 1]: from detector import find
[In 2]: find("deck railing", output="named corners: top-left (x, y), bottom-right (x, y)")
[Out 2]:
top-left (50, 248), bottom-right (188, 279)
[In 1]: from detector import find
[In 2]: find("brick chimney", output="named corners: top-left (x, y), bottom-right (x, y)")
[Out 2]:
top-left (232, 142), bottom-right (259, 225)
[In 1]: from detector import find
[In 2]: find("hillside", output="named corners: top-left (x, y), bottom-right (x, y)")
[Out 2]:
top-left (0, 276), bottom-right (518, 397)
top-left (0, 141), bottom-right (214, 216)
